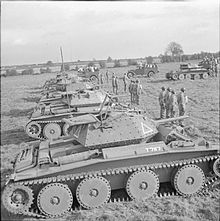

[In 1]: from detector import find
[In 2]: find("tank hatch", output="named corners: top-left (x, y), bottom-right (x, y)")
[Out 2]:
top-left (64, 90), bottom-right (108, 108)
top-left (64, 113), bottom-right (158, 149)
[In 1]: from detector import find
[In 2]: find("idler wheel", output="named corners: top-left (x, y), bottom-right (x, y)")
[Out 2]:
top-left (43, 123), bottom-right (61, 140)
top-left (25, 122), bottom-right (41, 138)
top-left (213, 158), bottom-right (220, 177)
top-left (173, 164), bottom-right (205, 196)
top-left (37, 183), bottom-right (73, 217)
top-left (126, 170), bottom-right (159, 201)
top-left (2, 184), bottom-right (33, 214)
top-left (76, 176), bottom-right (111, 209)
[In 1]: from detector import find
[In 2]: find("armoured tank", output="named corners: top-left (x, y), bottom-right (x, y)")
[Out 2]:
top-left (2, 112), bottom-right (219, 218)
top-left (25, 81), bottom-right (116, 140)
top-left (165, 63), bottom-right (216, 80)
top-left (127, 64), bottom-right (159, 79)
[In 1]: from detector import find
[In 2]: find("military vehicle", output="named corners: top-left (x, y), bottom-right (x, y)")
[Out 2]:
top-left (165, 63), bottom-right (216, 80)
top-left (25, 87), bottom-right (113, 140)
top-left (2, 112), bottom-right (219, 218)
top-left (77, 68), bottom-right (100, 84)
top-left (127, 64), bottom-right (159, 79)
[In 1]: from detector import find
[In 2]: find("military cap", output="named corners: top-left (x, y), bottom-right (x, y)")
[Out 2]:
top-left (167, 87), bottom-right (171, 92)
top-left (161, 86), bottom-right (165, 90)
top-left (171, 89), bottom-right (175, 94)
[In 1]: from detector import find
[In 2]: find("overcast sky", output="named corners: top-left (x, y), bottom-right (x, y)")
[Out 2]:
top-left (1, 0), bottom-right (219, 66)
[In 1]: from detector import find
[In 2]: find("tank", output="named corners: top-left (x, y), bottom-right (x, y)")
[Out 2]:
top-left (127, 64), bottom-right (159, 79)
top-left (2, 112), bottom-right (219, 218)
top-left (25, 86), bottom-right (114, 140)
top-left (165, 63), bottom-right (216, 80)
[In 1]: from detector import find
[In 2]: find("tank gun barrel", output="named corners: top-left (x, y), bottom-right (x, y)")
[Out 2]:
top-left (153, 115), bottom-right (189, 126)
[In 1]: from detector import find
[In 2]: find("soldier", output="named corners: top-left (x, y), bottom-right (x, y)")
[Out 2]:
top-left (128, 80), bottom-right (135, 105)
top-left (165, 87), bottom-right (172, 118)
top-left (99, 72), bottom-right (103, 85)
top-left (133, 79), bottom-right (143, 105)
top-left (169, 89), bottom-right (178, 118)
top-left (122, 73), bottom-right (129, 92)
top-left (112, 73), bottom-right (116, 94)
top-left (105, 70), bottom-right (109, 83)
top-left (115, 76), bottom-right (119, 95)
top-left (158, 86), bottom-right (166, 119)
top-left (177, 87), bottom-right (188, 116)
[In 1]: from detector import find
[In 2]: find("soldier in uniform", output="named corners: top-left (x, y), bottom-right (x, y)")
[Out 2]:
top-left (115, 76), bottom-right (119, 95)
top-left (133, 79), bottom-right (143, 105)
top-left (177, 87), bottom-right (188, 116)
top-left (99, 72), bottom-right (103, 85)
top-left (128, 80), bottom-right (135, 105)
top-left (158, 86), bottom-right (166, 119)
top-left (112, 73), bottom-right (116, 94)
top-left (122, 73), bottom-right (129, 92)
top-left (105, 70), bottom-right (109, 83)
top-left (165, 87), bottom-right (172, 118)
top-left (169, 89), bottom-right (178, 118)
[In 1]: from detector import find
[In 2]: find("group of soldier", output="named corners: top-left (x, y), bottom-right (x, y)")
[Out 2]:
top-left (159, 86), bottom-right (188, 119)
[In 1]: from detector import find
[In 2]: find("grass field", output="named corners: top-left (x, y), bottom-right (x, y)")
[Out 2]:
top-left (1, 61), bottom-right (219, 221)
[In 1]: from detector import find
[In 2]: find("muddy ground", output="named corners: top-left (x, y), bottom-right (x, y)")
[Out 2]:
top-left (1, 61), bottom-right (219, 221)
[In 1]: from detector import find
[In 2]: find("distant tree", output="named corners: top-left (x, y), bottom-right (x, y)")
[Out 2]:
top-left (6, 69), bottom-right (17, 76)
top-left (88, 62), bottom-right (95, 67)
top-left (99, 61), bottom-right (106, 68)
top-left (114, 59), bottom-right (121, 67)
top-left (165, 42), bottom-right (184, 61)
top-left (127, 59), bottom-right (138, 66)
top-left (146, 56), bottom-right (153, 64)
top-left (46, 61), bottom-right (53, 66)
top-left (107, 56), bottom-right (113, 62)
top-left (22, 68), bottom-right (34, 75)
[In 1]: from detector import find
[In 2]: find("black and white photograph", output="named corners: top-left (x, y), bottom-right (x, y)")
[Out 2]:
top-left (1, 0), bottom-right (219, 220)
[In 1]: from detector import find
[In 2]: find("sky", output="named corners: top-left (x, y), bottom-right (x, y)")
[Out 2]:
top-left (1, 0), bottom-right (219, 66)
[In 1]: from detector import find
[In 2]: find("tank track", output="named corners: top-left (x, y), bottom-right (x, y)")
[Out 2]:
top-left (5, 154), bottom-right (219, 218)
top-left (28, 120), bottom-right (65, 140)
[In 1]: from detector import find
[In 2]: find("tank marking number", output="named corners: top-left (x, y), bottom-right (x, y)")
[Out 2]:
top-left (145, 146), bottom-right (161, 152)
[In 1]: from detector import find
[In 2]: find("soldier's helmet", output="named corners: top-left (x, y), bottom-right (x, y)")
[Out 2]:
top-left (181, 87), bottom-right (185, 92)
top-left (167, 87), bottom-right (171, 92)
top-left (161, 86), bottom-right (165, 90)
top-left (136, 79), bottom-right (139, 83)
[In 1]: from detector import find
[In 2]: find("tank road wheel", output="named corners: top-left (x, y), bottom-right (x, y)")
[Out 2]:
top-left (25, 122), bottom-right (41, 138)
top-left (178, 74), bottom-right (185, 80)
top-left (147, 71), bottom-right (154, 78)
top-left (2, 184), bottom-right (33, 214)
top-left (202, 73), bottom-right (208, 79)
top-left (90, 75), bottom-right (98, 84)
top-left (213, 158), bottom-right (220, 177)
top-left (185, 73), bottom-right (191, 80)
top-left (37, 183), bottom-right (73, 218)
top-left (173, 164), bottom-right (205, 196)
top-left (194, 74), bottom-right (200, 80)
top-left (126, 170), bottom-right (159, 201)
top-left (43, 123), bottom-right (61, 140)
top-left (76, 176), bottom-right (111, 209)
top-left (127, 71), bottom-right (135, 79)
top-left (171, 73), bottom-right (178, 80)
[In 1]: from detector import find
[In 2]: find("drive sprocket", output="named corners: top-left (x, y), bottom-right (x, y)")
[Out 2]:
top-left (2, 184), bottom-right (33, 214)
top-left (213, 158), bottom-right (220, 177)
top-left (25, 121), bottom-right (41, 138)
